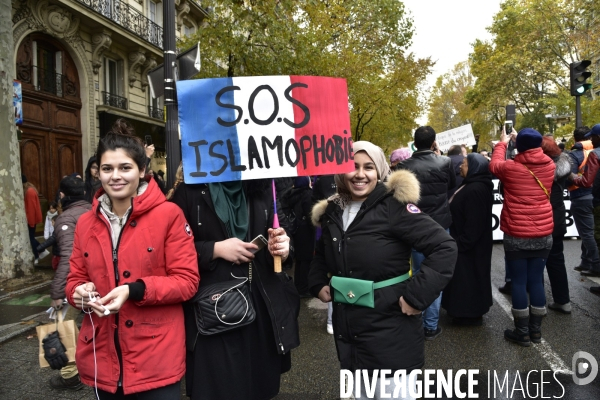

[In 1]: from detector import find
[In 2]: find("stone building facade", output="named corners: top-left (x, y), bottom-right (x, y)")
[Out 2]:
top-left (11, 0), bottom-right (207, 203)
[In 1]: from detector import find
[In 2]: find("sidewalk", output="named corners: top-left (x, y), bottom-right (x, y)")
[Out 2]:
top-left (0, 259), bottom-right (55, 344)
top-left (0, 284), bottom-right (338, 400)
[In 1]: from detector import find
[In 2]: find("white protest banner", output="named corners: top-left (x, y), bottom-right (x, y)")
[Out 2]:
top-left (177, 76), bottom-right (355, 184)
top-left (435, 124), bottom-right (476, 153)
top-left (491, 179), bottom-right (578, 240)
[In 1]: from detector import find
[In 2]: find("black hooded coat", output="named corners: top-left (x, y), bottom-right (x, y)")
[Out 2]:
top-left (442, 154), bottom-right (494, 318)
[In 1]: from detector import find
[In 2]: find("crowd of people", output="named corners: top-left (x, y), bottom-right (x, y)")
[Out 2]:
top-left (22, 117), bottom-right (600, 399)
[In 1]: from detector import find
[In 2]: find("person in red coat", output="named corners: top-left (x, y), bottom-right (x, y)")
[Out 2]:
top-left (66, 119), bottom-right (199, 398)
top-left (23, 174), bottom-right (43, 263)
top-left (490, 128), bottom-right (555, 347)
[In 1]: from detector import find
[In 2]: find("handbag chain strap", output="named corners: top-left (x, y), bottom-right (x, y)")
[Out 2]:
top-left (522, 164), bottom-right (550, 200)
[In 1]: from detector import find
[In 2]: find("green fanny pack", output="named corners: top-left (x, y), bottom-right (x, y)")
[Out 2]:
top-left (330, 272), bottom-right (411, 308)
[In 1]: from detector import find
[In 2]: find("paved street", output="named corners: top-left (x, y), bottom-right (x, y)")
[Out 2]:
top-left (0, 240), bottom-right (599, 399)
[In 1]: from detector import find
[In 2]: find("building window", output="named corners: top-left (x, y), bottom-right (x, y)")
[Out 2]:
top-left (149, 95), bottom-right (164, 120)
top-left (149, 1), bottom-right (156, 23)
top-left (103, 57), bottom-right (127, 109)
top-left (32, 40), bottom-right (64, 96)
top-left (182, 24), bottom-right (196, 37)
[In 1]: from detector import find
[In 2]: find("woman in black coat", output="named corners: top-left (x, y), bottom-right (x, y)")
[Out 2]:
top-left (442, 153), bottom-right (494, 325)
top-left (541, 137), bottom-right (572, 313)
top-left (282, 176), bottom-right (315, 296)
top-left (172, 179), bottom-right (300, 400)
top-left (308, 141), bottom-right (456, 397)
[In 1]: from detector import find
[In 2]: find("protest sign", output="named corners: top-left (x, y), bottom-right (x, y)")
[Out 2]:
top-left (435, 124), bottom-right (476, 153)
top-left (177, 76), bottom-right (354, 183)
top-left (13, 80), bottom-right (22, 125)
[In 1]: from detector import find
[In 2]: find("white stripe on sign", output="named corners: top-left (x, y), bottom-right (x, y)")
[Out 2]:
top-left (233, 76), bottom-right (298, 180)
top-left (492, 289), bottom-right (572, 375)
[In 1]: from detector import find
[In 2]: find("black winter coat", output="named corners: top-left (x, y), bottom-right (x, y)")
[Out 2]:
top-left (395, 150), bottom-right (456, 229)
top-left (442, 174), bottom-right (494, 318)
top-left (172, 181), bottom-right (300, 400)
top-left (308, 170), bottom-right (457, 371)
top-left (283, 185), bottom-right (315, 260)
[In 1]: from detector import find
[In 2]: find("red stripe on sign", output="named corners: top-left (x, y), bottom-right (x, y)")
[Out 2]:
top-left (289, 76), bottom-right (353, 176)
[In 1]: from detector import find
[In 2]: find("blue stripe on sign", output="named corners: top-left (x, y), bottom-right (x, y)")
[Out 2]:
top-left (178, 77), bottom-right (243, 183)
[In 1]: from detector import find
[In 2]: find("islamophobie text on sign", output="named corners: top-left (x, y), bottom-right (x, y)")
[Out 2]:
top-left (176, 76), bottom-right (355, 184)
top-left (435, 124), bottom-right (477, 153)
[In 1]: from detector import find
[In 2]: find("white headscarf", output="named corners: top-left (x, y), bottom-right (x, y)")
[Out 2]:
top-left (332, 141), bottom-right (390, 208)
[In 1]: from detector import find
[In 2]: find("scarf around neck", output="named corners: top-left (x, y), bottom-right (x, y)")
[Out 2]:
top-left (208, 181), bottom-right (248, 240)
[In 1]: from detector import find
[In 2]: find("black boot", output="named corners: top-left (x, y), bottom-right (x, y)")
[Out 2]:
top-left (499, 281), bottom-right (512, 295)
top-left (504, 308), bottom-right (530, 347)
top-left (529, 306), bottom-right (546, 344)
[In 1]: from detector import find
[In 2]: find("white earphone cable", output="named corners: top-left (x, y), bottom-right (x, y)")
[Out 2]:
top-left (82, 291), bottom-right (100, 400)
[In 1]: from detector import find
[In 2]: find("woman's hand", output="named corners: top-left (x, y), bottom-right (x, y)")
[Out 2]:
top-left (72, 282), bottom-right (99, 309)
top-left (213, 238), bottom-right (257, 264)
top-left (87, 285), bottom-right (130, 318)
top-left (399, 296), bottom-right (421, 316)
top-left (318, 286), bottom-right (331, 303)
top-left (268, 228), bottom-right (289, 262)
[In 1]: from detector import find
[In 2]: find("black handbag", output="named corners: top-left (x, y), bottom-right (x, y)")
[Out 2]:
top-left (190, 270), bottom-right (256, 336)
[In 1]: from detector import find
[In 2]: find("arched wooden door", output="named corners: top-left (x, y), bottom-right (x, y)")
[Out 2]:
top-left (16, 33), bottom-right (83, 204)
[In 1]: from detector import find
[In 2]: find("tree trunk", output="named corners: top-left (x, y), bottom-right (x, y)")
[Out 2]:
top-left (0, 0), bottom-right (34, 278)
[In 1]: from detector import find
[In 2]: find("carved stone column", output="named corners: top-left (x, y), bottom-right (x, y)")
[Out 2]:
top-left (91, 29), bottom-right (112, 75)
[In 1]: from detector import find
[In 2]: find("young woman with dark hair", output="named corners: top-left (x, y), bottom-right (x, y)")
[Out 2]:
top-left (65, 118), bottom-right (199, 399)
top-left (84, 156), bottom-right (101, 203)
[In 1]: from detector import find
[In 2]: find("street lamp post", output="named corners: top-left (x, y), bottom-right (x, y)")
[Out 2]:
top-left (163, 0), bottom-right (180, 189)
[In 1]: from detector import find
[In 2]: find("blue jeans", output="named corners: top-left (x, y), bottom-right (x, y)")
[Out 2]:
top-left (571, 195), bottom-right (600, 271)
top-left (411, 249), bottom-right (442, 331)
top-left (506, 258), bottom-right (546, 309)
top-left (504, 257), bottom-right (511, 282)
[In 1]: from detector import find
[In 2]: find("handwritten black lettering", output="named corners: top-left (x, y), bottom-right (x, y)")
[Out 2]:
top-left (216, 86), bottom-right (243, 127)
top-left (299, 137), bottom-right (313, 169)
top-left (188, 140), bottom-right (208, 177)
top-left (249, 85), bottom-right (278, 126)
top-left (227, 139), bottom-right (247, 172)
top-left (312, 135), bottom-right (326, 166)
top-left (261, 136), bottom-right (284, 168)
top-left (283, 83), bottom-right (310, 129)
top-left (209, 140), bottom-right (227, 176)
top-left (285, 139), bottom-right (300, 167)
top-left (247, 136), bottom-right (263, 170)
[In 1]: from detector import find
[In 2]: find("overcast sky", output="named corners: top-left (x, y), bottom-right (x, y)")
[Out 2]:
top-left (402, 0), bottom-right (503, 123)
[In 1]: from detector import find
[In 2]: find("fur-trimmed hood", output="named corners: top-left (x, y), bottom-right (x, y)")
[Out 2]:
top-left (554, 152), bottom-right (571, 180)
top-left (311, 170), bottom-right (420, 226)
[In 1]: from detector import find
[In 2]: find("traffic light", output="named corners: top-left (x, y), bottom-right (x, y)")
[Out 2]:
top-left (570, 60), bottom-right (592, 96)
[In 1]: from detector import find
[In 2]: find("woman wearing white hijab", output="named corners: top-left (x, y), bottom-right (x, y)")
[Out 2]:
top-left (309, 141), bottom-right (457, 399)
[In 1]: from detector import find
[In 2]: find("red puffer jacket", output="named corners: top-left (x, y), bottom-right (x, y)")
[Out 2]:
top-left (66, 179), bottom-right (199, 394)
top-left (490, 142), bottom-right (555, 238)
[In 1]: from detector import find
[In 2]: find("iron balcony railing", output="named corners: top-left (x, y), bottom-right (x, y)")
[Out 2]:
top-left (148, 105), bottom-right (164, 120)
top-left (28, 66), bottom-right (77, 97)
top-left (75, 0), bottom-right (163, 49)
top-left (102, 91), bottom-right (128, 110)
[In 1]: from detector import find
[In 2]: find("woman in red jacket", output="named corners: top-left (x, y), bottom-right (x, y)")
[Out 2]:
top-left (23, 174), bottom-right (43, 263)
top-left (66, 119), bottom-right (199, 398)
top-left (490, 128), bottom-right (555, 347)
